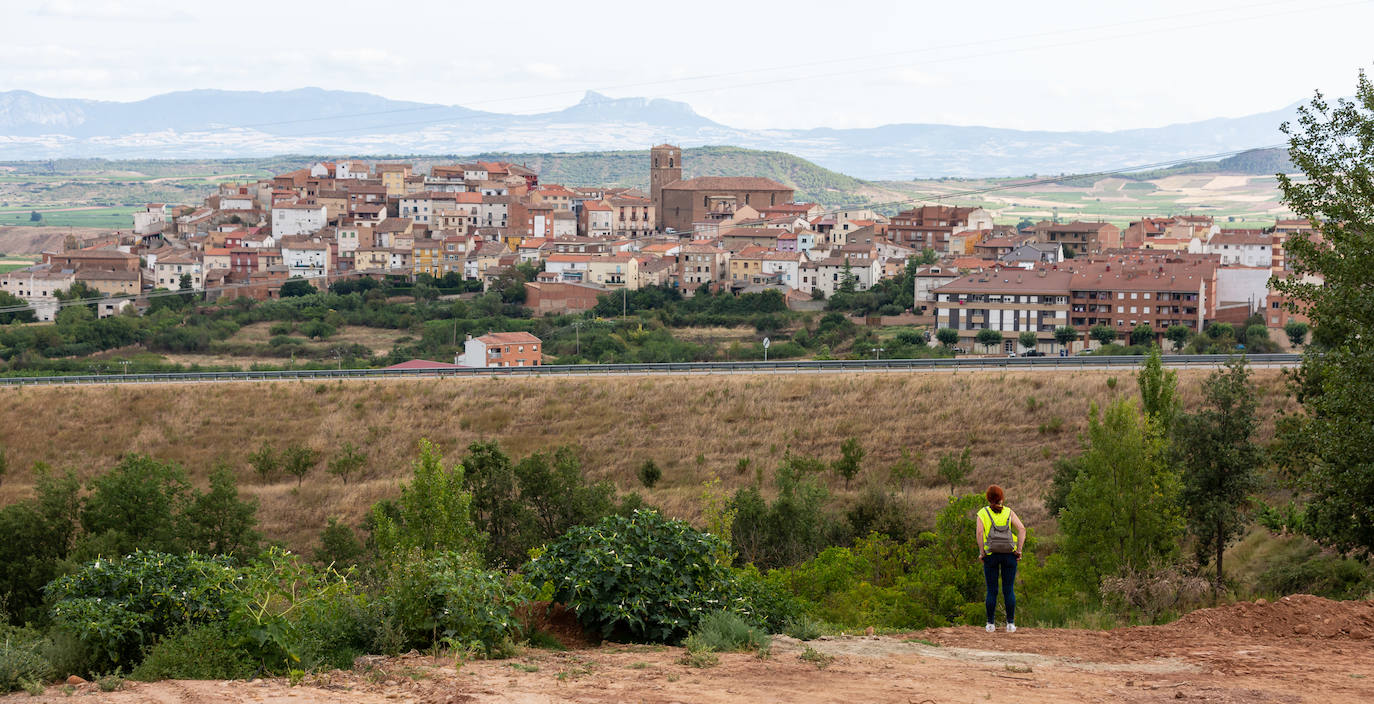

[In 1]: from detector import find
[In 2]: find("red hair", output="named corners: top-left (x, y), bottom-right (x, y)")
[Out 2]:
top-left (986, 485), bottom-right (1005, 507)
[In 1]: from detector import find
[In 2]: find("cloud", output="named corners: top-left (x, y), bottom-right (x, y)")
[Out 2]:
top-left (31, 0), bottom-right (192, 21)
top-left (524, 62), bottom-right (565, 80)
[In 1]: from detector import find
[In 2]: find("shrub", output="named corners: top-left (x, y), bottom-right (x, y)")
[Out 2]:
top-left (783, 615), bottom-right (823, 641)
top-left (687, 611), bottom-right (770, 654)
top-left (226, 548), bottom-right (372, 673)
top-left (129, 623), bottom-right (255, 682)
top-left (524, 510), bottom-right (736, 642)
top-left (268, 322), bottom-right (294, 336)
top-left (1100, 562), bottom-right (1210, 624)
top-left (46, 551), bottom-right (238, 670)
top-left (637, 460), bottom-right (661, 489)
top-left (376, 550), bottom-right (532, 657)
top-left (0, 626), bottom-right (53, 693)
top-left (1256, 552), bottom-right (1374, 600)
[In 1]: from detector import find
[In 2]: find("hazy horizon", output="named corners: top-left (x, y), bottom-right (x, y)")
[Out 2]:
top-left (5, 0), bottom-right (1371, 133)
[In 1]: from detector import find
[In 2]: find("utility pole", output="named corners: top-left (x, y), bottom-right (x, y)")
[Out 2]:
top-left (873, 346), bottom-right (885, 360)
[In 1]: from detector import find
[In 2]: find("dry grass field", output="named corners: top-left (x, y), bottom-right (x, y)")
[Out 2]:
top-left (0, 369), bottom-right (1294, 551)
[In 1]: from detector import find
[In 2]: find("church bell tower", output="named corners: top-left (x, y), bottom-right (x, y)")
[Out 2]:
top-left (649, 144), bottom-right (682, 226)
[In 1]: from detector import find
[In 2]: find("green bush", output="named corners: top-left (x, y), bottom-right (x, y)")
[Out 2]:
top-left (225, 548), bottom-right (371, 673)
top-left (376, 550), bottom-right (532, 657)
top-left (268, 322), bottom-right (294, 336)
top-left (782, 615), bottom-right (823, 640)
top-left (524, 510), bottom-right (737, 642)
top-left (46, 551), bottom-right (238, 671)
top-left (685, 610), bottom-right (770, 653)
top-left (0, 626), bottom-right (53, 693)
top-left (1256, 552), bottom-right (1374, 600)
top-left (129, 623), bottom-right (254, 682)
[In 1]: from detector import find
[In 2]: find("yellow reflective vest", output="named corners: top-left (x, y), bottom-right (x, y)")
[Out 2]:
top-left (979, 506), bottom-right (1018, 553)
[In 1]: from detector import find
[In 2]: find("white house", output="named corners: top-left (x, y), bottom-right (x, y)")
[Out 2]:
top-left (814, 255), bottom-right (881, 298)
top-left (280, 241), bottom-right (330, 278)
top-left (544, 254), bottom-right (592, 284)
top-left (1206, 231), bottom-right (1272, 267)
top-left (271, 202), bottom-right (327, 237)
top-left (335, 160), bottom-right (369, 180)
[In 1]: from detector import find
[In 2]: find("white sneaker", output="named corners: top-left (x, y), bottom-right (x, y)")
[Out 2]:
top-left (986, 623), bottom-right (996, 633)
top-left (1006, 623), bottom-right (1017, 633)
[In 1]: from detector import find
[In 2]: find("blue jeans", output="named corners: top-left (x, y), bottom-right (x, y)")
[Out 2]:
top-left (983, 553), bottom-right (1018, 624)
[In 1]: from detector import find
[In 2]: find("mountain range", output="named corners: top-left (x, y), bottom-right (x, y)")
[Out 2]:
top-left (0, 88), bottom-right (1302, 179)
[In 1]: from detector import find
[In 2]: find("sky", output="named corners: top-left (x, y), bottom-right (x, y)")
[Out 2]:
top-left (4, 0), bottom-right (1373, 132)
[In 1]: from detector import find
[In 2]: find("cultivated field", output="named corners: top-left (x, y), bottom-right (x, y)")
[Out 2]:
top-left (0, 369), bottom-right (1293, 550)
top-left (872, 172), bottom-right (1291, 227)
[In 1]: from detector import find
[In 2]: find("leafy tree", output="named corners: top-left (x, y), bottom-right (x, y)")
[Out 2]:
top-left (178, 273), bottom-right (193, 291)
top-left (1018, 330), bottom-right (1038, 352)
top-left (313, 517), bottom-right (364, 568)
top-left (0, 291), bottom-right (36, 324)
top-left (461, 440), bottom-right (527, 567)
top-left (731, 453), bottom-right (836, 568)
top-left (29, 210), bottom-right (41, 222)
top-left (832, 437), bottom-right (865, 490)
top-left (1054, 325), bottom-right (1079, 351)
top-left (1129, 324), bottom-right (1155, 347)
top-left (327, 442), bottom-right (367, 485)
top-left (54, 281), bottom-right (102, 304)
top-left (78, 454), bottom-right (191, 558)
top-left (280, 444), bottom-right (319, 487)
top-left (513, 446), bottom-right (615, 548)
top-left (1175, 357), bottom-right (1262, 590)
top-left (975, 328), bottom-right (1002, 354)
top-left (638, 459), bottom-right (662, 488)
top-left (184, 464), bottom-right (261, 559)
top-left (886, 448), bottom-right (922, 492)
top-left (0, 465), bottom-right (81, 624)
top-left (279, 278), bottom-right (317, 298)
top-left (1272, 70), bottom-right (1374, 557)
top-left (936, 327), bottom-right (959, 348)
top-left (1136, 345), bottom-right (1179, 431)
top-left (248, 442), bottom-right (280, 483)
top-left (1166, 325), bottom-right (1192, 351)
top-left (937, 447), bottom-right (973, 495)
top-left (369, 439), bottom-right (481, 557)
top-left (1089, 324), bottom-right (1117, 347)
top-left (1058, 399), bottom-right (1183, 589)
top-left (1205, 322), bottom-right (1234, 340)
top-left (1283, 320), bottom-right (1309, 348)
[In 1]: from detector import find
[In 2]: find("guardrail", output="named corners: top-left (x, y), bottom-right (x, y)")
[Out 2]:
top-left (0, 354), bottom-right (1303, 387)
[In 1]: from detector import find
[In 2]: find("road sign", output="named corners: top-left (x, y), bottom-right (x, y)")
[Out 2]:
top-left (763, 337), bottom-right (771, 349)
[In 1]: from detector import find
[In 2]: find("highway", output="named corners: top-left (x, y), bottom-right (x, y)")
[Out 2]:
top-left (0, 354), bottom-right (1302, 387)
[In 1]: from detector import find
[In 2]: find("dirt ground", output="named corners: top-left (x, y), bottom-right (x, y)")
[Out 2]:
top-left (10, 596), bottom-right (1372, 704)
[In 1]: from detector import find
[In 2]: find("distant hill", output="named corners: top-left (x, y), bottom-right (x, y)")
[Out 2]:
top-left (463, 146), bottom-right (867, 206)
top-left (1113, 147), bottom-right (1298, 182)
top-left (0, 87), bottom-right (1307, 179)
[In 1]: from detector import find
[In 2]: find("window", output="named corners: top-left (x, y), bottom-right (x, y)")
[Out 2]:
top-left (1117, 292), bottom-right (1125, 300)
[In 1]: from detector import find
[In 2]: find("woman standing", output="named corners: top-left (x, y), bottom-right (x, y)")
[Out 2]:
top-left (975, 484), bottom-right (1024, 633)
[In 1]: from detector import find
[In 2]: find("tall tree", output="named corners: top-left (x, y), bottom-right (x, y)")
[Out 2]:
top-left (937, 447), bottom-right (973, 496)
top-left (1058, 399), bottom-right (1183, 588)
top-left (1175, 357), bottom-right (1262, 591)
top-left (1272, 70), bottom-right (1374, 557)
top-left (1018, 330), bottom-right (1038, 352)
top-left (1136, 345), bottom-right (1180, 431)
top-left (832, 437), bottom-right (865, 490)
top-left (1054, 326), bottom-right (1079, 352)
top-left (184, 464), bottom-right (261, 559)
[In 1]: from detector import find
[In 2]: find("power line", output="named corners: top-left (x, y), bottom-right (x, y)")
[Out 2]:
top-left (0, 141), bottom-right (1291, 316)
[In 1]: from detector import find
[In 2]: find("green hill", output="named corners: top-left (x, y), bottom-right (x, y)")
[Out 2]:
top-left (459, 146), bottom-right (870, 206)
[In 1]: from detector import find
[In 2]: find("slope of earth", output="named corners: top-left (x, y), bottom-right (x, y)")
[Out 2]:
top-left (12, 596), bottom-right (1371, 703)
top-left (0, 369), bottom-right (1294, 550)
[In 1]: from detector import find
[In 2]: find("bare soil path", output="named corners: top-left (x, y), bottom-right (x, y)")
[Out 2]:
top-left (11, 596), bottom-right (1371, 704)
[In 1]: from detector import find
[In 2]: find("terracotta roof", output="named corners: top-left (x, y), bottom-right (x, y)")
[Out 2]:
top-left (386, 359), bottom-right (464, 370)
top-left (662, 177), bottom-right (791, 191)
top-left (478, 331), bottom-right (541, 345)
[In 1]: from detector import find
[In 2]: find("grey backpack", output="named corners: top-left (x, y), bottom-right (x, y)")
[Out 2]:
top-left (984, 507), bottom-right (1016, 554)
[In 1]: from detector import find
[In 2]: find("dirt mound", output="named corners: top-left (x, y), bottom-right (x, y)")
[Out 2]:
top-left (1162, 594), bottom-right (1374, 640)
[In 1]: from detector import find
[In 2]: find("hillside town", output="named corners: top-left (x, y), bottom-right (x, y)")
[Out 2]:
top-left (0, 144), bottom-right (1315, 360)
